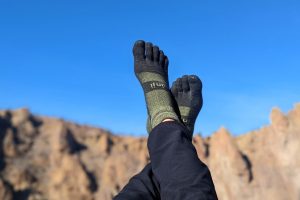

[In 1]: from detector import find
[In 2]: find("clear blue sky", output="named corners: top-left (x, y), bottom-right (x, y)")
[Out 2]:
top-left (1, 0), bottom-right (299, 136)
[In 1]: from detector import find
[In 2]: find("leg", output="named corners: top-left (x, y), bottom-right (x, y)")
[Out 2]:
top-left (116, 40), bottom-right (217, 199)
top-left (148, 121), bottom-right (218, 200)
top-left (132, 40), bottom-right (217, 199)
top-left (115, 75), bottom-right (212, 200)
top-left (113, 163), bottom-right (160, 200)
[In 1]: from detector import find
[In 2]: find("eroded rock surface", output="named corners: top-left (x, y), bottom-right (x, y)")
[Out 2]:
top-left (0, 104), bottom-right (299, 200)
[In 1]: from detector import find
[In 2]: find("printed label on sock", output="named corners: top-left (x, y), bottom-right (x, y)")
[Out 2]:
top-left (142, 81), bottom-right (168, 93)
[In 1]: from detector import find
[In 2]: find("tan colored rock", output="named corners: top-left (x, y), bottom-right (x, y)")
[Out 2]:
top-left (270, 107), bottom-right (289, 132)
top-left (192, 135), bottom-right (207, 162)
top-left (209, 127), bottom-right (252, 200)
top-left (289, 103), bottom-right (300, 127)
top-left (47, 154), bottom-right (94, 200)
top-left (3, 129), bottom-right (17, 157)
top-left (11, 108), bottom-right (30, 126)
top-left (0, 104), bottom-right (299, 200)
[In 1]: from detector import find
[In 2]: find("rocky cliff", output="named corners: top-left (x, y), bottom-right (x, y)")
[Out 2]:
top-left (0, 104), bottom-right (299, 200)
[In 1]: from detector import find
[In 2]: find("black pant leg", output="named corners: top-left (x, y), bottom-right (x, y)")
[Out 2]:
top-left (113, 163), bottom-right (160, 200)
top-left (148, 121), bottom-right (218, 200)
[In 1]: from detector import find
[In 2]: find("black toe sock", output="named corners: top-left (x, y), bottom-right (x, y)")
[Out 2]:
top-left (171, 75), bottom-right (203, 139)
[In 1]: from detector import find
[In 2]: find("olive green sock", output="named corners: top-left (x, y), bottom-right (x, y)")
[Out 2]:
top-left (133, 40), bottom-right (179, 130)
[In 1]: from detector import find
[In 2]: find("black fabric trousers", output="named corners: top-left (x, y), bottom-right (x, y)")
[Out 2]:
top-left (114, 121), bottom-right (218, 200)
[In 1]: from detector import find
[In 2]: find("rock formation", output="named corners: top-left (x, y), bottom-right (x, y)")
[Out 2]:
top-left (0, 104), bottom-right (299, 200)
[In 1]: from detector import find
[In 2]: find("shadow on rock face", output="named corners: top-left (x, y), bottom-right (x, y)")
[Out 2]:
top-left (66, 130), bottom-right (87, 154)
top-left (13, 189), bottom-right (31, 200)
top-left (0, 113), bottom-right (11, 171)
top-left (241, 153), bottom-right (253, 183)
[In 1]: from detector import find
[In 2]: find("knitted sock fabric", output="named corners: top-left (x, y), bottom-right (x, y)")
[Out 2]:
top-left (133, 40), bottom-right (179, 130)
top-left (171, 75), bottom-right (203, 139)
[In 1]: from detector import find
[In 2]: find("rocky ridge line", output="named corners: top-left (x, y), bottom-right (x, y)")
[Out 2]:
top-left (0, 103), bottom-right (299, 200)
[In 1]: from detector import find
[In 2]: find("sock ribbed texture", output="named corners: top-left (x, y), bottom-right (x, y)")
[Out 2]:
top-left (133, 40), bottom-right (179, 130)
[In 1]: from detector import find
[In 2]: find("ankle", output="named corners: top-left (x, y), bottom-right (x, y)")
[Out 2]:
top-left (162, 118), bottom-right (175, 122)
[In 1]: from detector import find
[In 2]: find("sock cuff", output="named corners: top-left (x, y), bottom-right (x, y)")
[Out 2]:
top-left (151, 111), bottom-right (180, 129)
top-left (149, 120), bottom-right (192, 141)
top-left (137, 72), bottom-right (167, 84)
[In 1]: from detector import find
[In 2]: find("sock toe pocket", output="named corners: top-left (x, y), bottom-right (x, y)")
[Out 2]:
top-left (171, 81), bottom-right (178, 96)
top-left (164, 56), bottom-right (169, 68)
top-left (163, 56), bottom-right (169, 74)
top-left (145, 42), bottom-right (153, 61)
top-left (153, 46), bottom-right (160, 62)
top-left (133, 40), bottom-right (145, 59)
top-left (189, 75), bottom-right (201, 84)
top-left (188, 75), bottom-right (202, 94)
top-left (159, 50), bottom-right (165, 65)
top-left (177, 78), bottom-right (183, 92)
top-left (182, 75), bottom-right (190, 91)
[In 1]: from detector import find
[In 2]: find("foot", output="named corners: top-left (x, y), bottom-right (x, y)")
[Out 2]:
top-left (133, 40), bottom-right (179, 130)
top-left (171, 75), bottom-right (203, 139)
